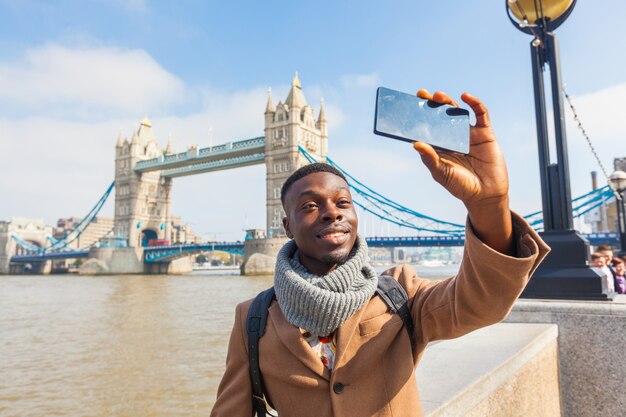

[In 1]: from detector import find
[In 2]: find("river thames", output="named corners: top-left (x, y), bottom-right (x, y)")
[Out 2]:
top-left (0, 265), bottom-right (457, 417)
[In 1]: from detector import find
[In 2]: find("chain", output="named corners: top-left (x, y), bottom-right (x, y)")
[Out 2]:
top-left (562, 87), bottom-right (620, 199)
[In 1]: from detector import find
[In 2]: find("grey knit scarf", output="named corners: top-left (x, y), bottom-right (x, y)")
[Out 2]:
top-left (274, 235), bottom-right (378, 336)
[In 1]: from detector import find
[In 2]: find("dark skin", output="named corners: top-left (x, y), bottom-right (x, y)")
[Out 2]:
top-left (282, 172), bottom-right (358, 276)
top-left (283, 90), bottom-right (514, 276)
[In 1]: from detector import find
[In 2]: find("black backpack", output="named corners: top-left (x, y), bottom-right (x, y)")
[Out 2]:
top-left (246, 274), bottom-right (416, 416)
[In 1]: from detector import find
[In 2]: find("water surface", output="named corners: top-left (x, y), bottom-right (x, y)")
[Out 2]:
top-left (0, 266), bottom-right (454, 416)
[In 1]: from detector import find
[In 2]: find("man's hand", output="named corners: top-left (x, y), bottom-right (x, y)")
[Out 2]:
top-left (413, 90), bottom-right (514, 255)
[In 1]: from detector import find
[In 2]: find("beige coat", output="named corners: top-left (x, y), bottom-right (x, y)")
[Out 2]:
top-left (211, 214), bottom-right (549, 417)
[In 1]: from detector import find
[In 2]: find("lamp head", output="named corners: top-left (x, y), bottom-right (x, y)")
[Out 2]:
top-left (609, 170), bottom-right (626, 193)
top-left (506, 0), bottom-right (577, 34)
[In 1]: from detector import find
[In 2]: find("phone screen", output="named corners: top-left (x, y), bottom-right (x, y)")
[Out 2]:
top-left (373, 87), bottom-right (470, 154)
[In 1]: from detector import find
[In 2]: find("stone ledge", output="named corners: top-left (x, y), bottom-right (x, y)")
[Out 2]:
top-left (416, 323), bottom-right (559, 417)
top-left (513, 294), bottom-right (626, 316)
top-left (507, 297), bottom-right (626, 417)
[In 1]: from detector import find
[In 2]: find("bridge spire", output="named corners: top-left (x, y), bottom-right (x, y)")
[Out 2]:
top-left (285, 71), bottom-right (307, 109)
top-left (317, 97), bottom-right (327, 123)
top-left (292, 71), bottom-right (301, 88)
top-left (265, 87), bottom-right (275, 113)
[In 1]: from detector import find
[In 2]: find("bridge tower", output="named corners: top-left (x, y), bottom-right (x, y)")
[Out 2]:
top-left (263, 73), bottom-right (328, 237)
top-left (114, 119), bottom-right (173, 247)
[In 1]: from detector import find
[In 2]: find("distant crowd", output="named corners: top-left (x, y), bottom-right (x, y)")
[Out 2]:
top-left (591, 245), bottom-right (626, 294)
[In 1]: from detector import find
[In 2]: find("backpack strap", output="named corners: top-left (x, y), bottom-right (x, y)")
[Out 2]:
top-left (246, 287), bottom-right (275, 417)
top-left (376, 274), bottom-right (416, 352)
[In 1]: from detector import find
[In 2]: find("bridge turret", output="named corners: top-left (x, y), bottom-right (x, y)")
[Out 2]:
top-left (114, 118), bottom-right (172, 248)
top-left (263, 73), bottom-right (328, 238)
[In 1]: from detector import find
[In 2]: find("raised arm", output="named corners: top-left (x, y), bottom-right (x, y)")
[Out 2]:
top-left (413, 90), bottom-right (513, 255)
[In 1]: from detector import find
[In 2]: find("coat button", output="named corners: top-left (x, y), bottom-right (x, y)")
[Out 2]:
top-left (333, 382), bottom-right (344, 394)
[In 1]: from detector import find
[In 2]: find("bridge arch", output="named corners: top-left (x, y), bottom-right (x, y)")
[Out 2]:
top-left (14, 240), bottom-right (43, 256)
top-left (141, 229), bottom-right (158, 247)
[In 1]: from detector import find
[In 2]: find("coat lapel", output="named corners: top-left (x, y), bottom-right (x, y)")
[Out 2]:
top-left (334, 303), bottom-right (368, 369)
top-left (268, 303), bottom-right (330, 381)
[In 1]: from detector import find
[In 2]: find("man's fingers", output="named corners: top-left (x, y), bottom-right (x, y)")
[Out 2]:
top-left (461, 92), bottom-right (491, 128)
top-left (416, 89), bottom-right (432, 100)
top-left (431, 91), bottom-right (459, 107)
top-left (413, 141), bottom-right (440, 173)
top-left (418, 89), bottom-right (459, 107)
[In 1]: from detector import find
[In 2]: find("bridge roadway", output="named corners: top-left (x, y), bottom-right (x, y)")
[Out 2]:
top-left (134, 136), bottom-right (265, 178)
top-left (10, 232), bottom-right (619, 264)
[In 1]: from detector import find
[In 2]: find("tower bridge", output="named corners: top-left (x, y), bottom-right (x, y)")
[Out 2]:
top-left (113, 73), bottom-right (327, 253)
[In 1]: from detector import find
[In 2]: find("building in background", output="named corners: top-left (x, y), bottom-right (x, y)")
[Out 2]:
top-left (170, 216), bottom-right (201, 244)
top-left (584, 157), bottom-right (625, 233)
top-left (0, 218), bottom-right (53, 274)
top-left (54, 216), bottom-right (115, 249)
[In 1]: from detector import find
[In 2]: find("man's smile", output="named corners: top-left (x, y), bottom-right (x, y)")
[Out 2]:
top-left (317, 228), bottom-right (350, 244)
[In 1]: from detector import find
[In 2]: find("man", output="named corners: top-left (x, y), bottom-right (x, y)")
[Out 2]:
top-left (597, 245), bottom-right (617, 277)
top-left (591, 252), bottom-right (607, 269)
top-left (211, 90), bottom-right (550, 417)
top-left (592, 250), bottom-right (615, 293)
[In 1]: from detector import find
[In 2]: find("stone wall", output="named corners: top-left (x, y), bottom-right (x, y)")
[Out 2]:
top-left (506, 297), bottom-right (626, 417)
top-left (144, 256), bottom-right (192, 274)
top-left (81, 247), bottom-right (144, 275)
top-left (417, 323), bottom-right (560, 417)
top-left (242, 237), bottom-right (289, 275)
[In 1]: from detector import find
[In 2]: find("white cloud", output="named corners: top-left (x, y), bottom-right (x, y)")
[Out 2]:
top-left (0, 44), bottom-right (186, 118)
top-left (565, 82), bottom-right (626, 143)
top-left (563, 83), bottom-right (626, 197)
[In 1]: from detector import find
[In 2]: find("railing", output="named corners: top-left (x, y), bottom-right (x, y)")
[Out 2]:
top-left (144, 242), bottom-right (245, 262)
top-left (365, 233), bottom-right (619, 248)
top-left (11, 250), bottom-right (90, 263)
top-left (366, 235), bottom-right (466, 247)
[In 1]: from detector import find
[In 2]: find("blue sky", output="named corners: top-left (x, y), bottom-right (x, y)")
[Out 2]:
top-left (1, 1), bottom-right (625, 240)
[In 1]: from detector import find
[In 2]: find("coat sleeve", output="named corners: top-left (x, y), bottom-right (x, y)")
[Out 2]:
top-left (210, 301), bottom-right (253, 417)
top-left (388, 211), bottom-right (550, 348)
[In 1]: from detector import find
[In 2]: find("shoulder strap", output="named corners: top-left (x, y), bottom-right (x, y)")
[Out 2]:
top-left (376, 274), bottom-right (416, 352)
top-left (246, 287), bottom-right (275, 417)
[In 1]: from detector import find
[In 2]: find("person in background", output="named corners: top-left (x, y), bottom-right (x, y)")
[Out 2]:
top-left (597, 245), bottom-right (617, 277)
top-left (610, 257), bottom-right (625, 294)
top-left (591, 252), bottom-right (615, 293)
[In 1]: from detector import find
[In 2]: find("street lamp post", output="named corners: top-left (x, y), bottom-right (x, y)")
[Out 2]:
top-left (506, 0), bottom-right (613, 300)
top-left (609, 171), bottom-right (626, 257)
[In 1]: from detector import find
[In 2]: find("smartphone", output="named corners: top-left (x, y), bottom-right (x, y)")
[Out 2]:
top-left (373, 86), bottom-right (470, 154)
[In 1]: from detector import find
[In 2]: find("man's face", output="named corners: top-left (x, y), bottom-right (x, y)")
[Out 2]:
top-left (601, 250), bottom-right (613, 263)
top-left (593, 257), bottom-right (606, 268)
top-left (282, 172), bottom-right (358, 276)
